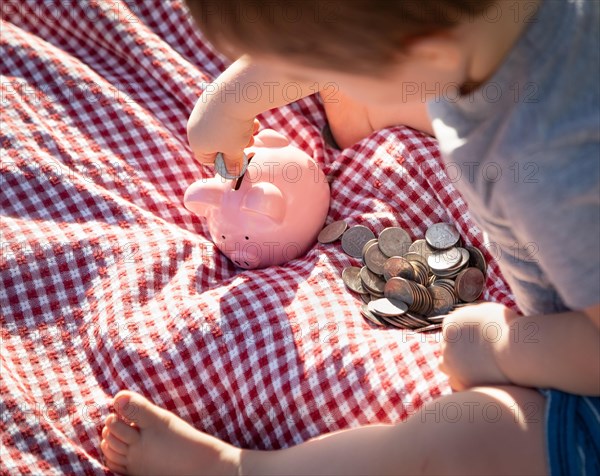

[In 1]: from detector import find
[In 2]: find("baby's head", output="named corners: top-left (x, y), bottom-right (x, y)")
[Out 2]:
top-left (185, 0), bottom-right (497, 104)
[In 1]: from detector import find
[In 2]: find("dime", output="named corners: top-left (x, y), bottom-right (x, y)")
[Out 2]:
top-left (383, 256), bottom-right (415, 281)
top-left (466, 245), bottom-right (487, 275)
top-left (318, 220), bottom-right (348, 244)
top-left (214, 152), bottom-right (249, 180)
top-left (341, 225), bottom-right (376, 258)
top-left (427, 247), bottom-right (461, 271)
top-left (364, 241), bottom-right (388, 276)
top-left (425, 223), bottom-right (460, 250)
top-left (368, 297), bottom-right (408, 317)
top-left (342, 266), bottom-right (366, 294)
top-left (455, 267), bottom-right (485, 302)
top-left (378, 227), bottom-right (412, 257)
top-left (360, 266), bottom-right (386, 294)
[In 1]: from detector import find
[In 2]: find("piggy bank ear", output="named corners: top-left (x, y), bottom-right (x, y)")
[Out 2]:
top-left (252, 129), bottom-right (289, 148)
top-left (183, 180), bottom-right (223, 217)
top-left (241, 183), bottom-right (286, 223)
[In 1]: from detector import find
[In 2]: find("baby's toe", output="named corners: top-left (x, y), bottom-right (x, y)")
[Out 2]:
top-left (101, 438), bottom-right (128, 466)
top-left (105, 432), bottom-right (129, 455)
top-left (107, 413), bottom-right (140, 445)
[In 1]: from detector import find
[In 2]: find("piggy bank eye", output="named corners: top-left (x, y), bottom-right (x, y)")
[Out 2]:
top-left (245, 236), bottom-right (249, 240)
top-left (221, 235), bottom-right (226, 239)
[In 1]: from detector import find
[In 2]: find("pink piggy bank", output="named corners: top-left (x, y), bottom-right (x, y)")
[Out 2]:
top-left (184, 129), bottom-right (330, 269)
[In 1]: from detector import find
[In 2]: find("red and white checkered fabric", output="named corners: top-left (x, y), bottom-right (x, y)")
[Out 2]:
top-left (0, 1), bottom-right (515, 474)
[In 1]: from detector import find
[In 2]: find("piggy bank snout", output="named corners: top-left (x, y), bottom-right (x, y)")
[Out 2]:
top-left (219, 235), bottom-right (262, 269)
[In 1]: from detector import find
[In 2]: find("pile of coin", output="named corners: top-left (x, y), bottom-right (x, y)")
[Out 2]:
top-left (318, 221), bottom-right (487, 332)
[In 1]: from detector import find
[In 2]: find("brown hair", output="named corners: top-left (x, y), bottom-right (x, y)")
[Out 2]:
top-left (185, 0), bottom-right (495, 74)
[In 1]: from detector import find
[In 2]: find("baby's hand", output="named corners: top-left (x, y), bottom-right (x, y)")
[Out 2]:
top-left (439, 302), bottom-right (516, 391)
top-left (187, 96), bottom-right (260, 175)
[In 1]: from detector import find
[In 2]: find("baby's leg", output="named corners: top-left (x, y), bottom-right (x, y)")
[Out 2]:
top-left (101, 385), bottom-right (546, 475)
top-left (244, 385), bottom-right (547, 475)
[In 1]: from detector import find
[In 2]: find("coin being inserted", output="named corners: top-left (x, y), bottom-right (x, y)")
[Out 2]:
top-left (214, 152), bottom-right (249, 180)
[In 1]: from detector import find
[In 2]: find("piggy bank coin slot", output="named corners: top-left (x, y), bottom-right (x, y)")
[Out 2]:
top-left (233, 153), bottom-right (254, 191)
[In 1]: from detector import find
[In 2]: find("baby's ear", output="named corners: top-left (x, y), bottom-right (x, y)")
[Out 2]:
top-left (183, 180), bottom-right (223, 217)
top-left (241, 183), bottom-right (286, 224)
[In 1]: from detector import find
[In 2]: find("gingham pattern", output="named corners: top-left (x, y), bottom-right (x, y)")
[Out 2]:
top-left (0, 1), bottom-right (516, 474)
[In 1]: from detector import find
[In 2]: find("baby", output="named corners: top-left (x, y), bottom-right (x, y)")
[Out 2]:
top-left (101, 1), bottom-right (600, 474)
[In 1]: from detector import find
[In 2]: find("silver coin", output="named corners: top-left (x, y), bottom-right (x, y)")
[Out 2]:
top-left (378, 227), bottom-right (412, 258)
top-left (383, 256), bottom-right (415, 281)
top-left (360, 304), bottom-right (387, 326)
top-left (408, 239), bottom-right (435, 259)
top-left (425, 223), bottom-right (460, 250)
top-left (413, 323), bottom-right (443, 333)
top-left (427, 315), bottom-right (446, 324)
top-left (318, 220), bottom-right (348, 244)
top-left (427, 247), bottom-right (461, 271)
top-left (404, 252), bottom-right (429, 268)
top-left (434, 278), bottom-right (456, 288)
top-left (455, 247), bottom-right (470, 270)
top-left (368, 297), bottom-right (408, 317)
top-left (364, 241), bottom-right (388, 276)
top-left (342, 266), bottom-right (366, 294)
top-left (341, 225), bottom-right (376, 258)
top-left (359, 266), bottom-right (386, 294)
top-left (214, 152), bottom-right (249, 180)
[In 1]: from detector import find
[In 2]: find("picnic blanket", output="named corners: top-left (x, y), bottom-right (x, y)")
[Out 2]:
top-left (0, 1), bottom-right (515, 474)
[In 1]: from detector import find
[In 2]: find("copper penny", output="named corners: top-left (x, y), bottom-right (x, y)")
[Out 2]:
top-left (318, 220), bottom-right (348, 244)
top-left (341, 225), bottom-right (376, 258)
top-left (455, 267), bottom-right (485, 302)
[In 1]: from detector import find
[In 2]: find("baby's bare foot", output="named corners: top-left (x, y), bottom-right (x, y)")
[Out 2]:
top-left (100, 390), bottom-right (240, 475)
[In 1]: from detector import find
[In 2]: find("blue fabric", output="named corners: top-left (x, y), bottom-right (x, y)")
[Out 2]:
top-left (543, 389), bottom-right (600, 476)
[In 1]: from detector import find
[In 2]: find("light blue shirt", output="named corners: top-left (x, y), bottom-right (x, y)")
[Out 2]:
top-left (428, 0), bottom-right (600, 315)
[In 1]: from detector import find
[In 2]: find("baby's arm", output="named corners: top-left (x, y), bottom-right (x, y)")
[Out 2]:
top-left (187, 55), bottom-right (317, 171)
top-left (441, 302), bottom-right (600, 395)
